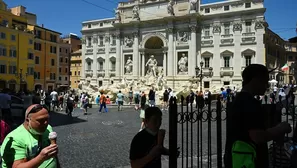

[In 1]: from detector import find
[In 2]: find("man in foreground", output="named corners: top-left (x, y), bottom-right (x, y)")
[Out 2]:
top-left (224, 64), bottom-right (292, 168)
top-left (1, 104), bottom-right (60, 168)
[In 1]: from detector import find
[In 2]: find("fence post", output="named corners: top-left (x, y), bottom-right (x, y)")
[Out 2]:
top-left (169, 97), bottom-right (178, 168)
top-left (217, 95), bottom-right (223, 168)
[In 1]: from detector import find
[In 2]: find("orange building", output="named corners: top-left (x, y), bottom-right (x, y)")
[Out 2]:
top-left (29, 25), bottom-right (61, 91)
top-left (57, 39), bottom-right (71, 90)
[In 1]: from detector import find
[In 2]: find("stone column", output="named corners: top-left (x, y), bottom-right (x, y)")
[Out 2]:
top-left (92, 34), bottom-right (98, 78)
top-left (142, 54), bottom-right (145, 76)
top-left (167, 27), bottom-right (174, 76)
top-left (163, 52), bottom-right (167, 76)
top-left (189, 25), bottom-right (197, 76)
top-left (133, 31), bottom-right (139, 77)
top-left (115, 31), bottom-right (121, 77)
top-left (104, 33), bottom-right (110, 77)
top-left (81, 36), bottom-right (86, 80)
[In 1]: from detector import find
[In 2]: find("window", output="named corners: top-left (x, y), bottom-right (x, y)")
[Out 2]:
top-left (111, 35), bottom-right (116, 45)
top-left (99, 23), bottom-right (103, 27)
top-left (111, 61), bottom-right (116, 71)
top-left (59, 68), bottom-right (61, 73)
top-left (59, 76), bottom-right (61, 81)
top-left (65, 77), bottom-right (68, 81)
top-left (51, 59), bottom-right (55, 66)
top-left (60, 57), bottom-right (63, 62)
top-left (74, 71), bottom-right (77, 75)
top-left (34, 72), bottom-right (40, 79)
top-left (205, 8), bottom-right (210, 13)
top-left (9, 65), bottom-right (16, 74)
top-left (99, 62), bottom-right (104, 70)
top-left (0, 32), bottom-right (6, 39)
top-left (245, 21), bottom-right (252, 33)
top-left (34, 42), bottom-right (42, 51)
top-left (204, 26), bottom-right (210, 36)
top-left (65, 68), bottom-right (68, 73)
top-left (223, 57), bottom-right (230, 68)
top-left (0, 46), bottom-right (6, 56)
top-left (35, 56), bottom-right (40, 64)
top-left (50, 46), bottom-right (57, 53)
top-left (204, 81), bottom-right (210, 88)
top-left (88, 24), bottom-right (91, 28)
top-left (245, 56), bottom-right (252, 66)
top-left (204, 57), bottom-right (210, 68)
top-left (27, 52), bottom-right (34, 59)
top-left (0, 65), bottom-right (6, 73)
top-left (66, 49), bottom-right (68, 53)
top-left (65, 58), bottom-right (68, 63)
top-left (87, 62), bottom-right (91, 70)
top-left (87, 37), bottom-right (92, 46)
top-left (27, 67), bottom-right (34, 75)
top-left (50, 34), bottom-right (57, 42)
top-left (224, 23), bottom-right (230, 35)
top-left (224, 5), bottom-right (229, 11)
top-left (9, 48), bottom-right (16, 57)
top-left (35, 30), bottom-right (42, 38)
top-left (50, 73), bottom-right (56, 80)
top-left (59, 48), bottom-right (62, 52)
top-left (99, 36), bottom-right (104, 46)
top-left (224, 81), bottom-right (230, 86)
top-left (78, 71), bottom-right (80, 75)
top-left (29, 39), bottom-right (33, 45)
top-left (245, 2), bottom-right (251, 8)
top-left (11, 35), bottom-right (16, 41)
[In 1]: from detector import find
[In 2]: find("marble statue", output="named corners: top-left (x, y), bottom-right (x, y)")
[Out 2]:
top-left (167, 0), bottom-right (175, 16)
top-left (189, 0), bottom-right (198, 11)
top-left (178, 31), bottom-right (188, 42)
top-left (178, 53), bottom-right (188, 73)
top-left (124, 37), bottom-right (133, 47)
top-left (125, 57), bottom-right (133, 74)
top-left (132, 5), bottom-right (140, 20)
top-left (145, 55), bottom-right (158, 77)
top-left (115, 9), bottom-right (121, 21)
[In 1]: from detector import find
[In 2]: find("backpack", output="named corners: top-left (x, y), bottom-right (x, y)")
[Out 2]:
top-left (232, 141), bottom-right (257, 168)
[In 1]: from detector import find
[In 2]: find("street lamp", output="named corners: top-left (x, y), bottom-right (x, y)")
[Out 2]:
top-left (15, 68), bottom-right (28, 91)
top-left (195, 61), bottom-right (213, 91)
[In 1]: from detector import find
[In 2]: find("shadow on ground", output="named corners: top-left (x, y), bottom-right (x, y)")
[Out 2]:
top-left (49, 111), bottom-right (87, 127)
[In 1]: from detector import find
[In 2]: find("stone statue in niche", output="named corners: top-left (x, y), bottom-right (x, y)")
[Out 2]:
top-left (167, 0), bottom-right (175, 16)
top-left (189, 0), bottom-right (198, 11)
top-left (145, 55), bottom-right (158, 77)
top-left (212, 25), bottom-right (221, 33)
top-left (124, 36), bottom-right (133, 47)
top-left (132, 5), bottom-right (140, 20)
top-left (125, 57), bottom-right (133, 74)
top-left (115, 9), bottom-right (121, 21)
top-left (104, 34), bottom-right (110, 43)
top-left (178, 53), bottom-right (188, 74)
top-left (178, 31), bottom-right (188, 42)
top-left (233, 22), bottom-right (242, 32)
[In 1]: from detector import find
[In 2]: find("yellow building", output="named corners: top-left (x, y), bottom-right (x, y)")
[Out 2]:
top-left (0, 1), bottom-right (35, 91)
top-left (70, 49), bottom-right (82, 89)
top-left (286, 37), bottom-right (297, 84)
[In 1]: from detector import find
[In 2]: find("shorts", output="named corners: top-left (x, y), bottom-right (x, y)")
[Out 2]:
top-left (139, 109), bottom-right (145, 119)
top-left (52, 100), bottom-right (58, 106)
top-left (118, 101), bottom-right (123, 105)
top-left (83, 103), bottom-right (88, 109)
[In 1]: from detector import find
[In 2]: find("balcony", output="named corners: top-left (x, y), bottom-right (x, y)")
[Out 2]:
top-left (109, 70), bottom-right (116, 77)
top-left (85, 70), bottom-right (93, 78)
top-left (201, 36), bottom-right (214, 47)
top-left (220, 67), bottom-right (234, 77)
top-left (97, 70), bottom-right (105, 77)
top-left (242, 32), bottom-right (255, 37)
top-left (202, 68), bottom-right (213, 76)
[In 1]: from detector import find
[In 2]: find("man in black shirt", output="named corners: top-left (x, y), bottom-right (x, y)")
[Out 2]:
top-left (224, 64), bottom-right (292, 168)
top-left (130, 107), bottom-right (169, 168)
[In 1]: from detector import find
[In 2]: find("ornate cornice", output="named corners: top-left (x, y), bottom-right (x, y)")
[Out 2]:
top-left (189, 25), bottom-right (197, 33)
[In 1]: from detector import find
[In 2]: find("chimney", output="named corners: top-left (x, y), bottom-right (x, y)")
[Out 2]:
top-left (41, 24), bottom-right (44, 28)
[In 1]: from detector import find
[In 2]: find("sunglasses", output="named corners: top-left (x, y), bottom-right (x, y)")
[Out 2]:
top-left (26, 104), bottom-right (44, 118)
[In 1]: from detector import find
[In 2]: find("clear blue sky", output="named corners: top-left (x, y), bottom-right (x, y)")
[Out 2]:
top-left (6, 0), bottom-right (297, 40)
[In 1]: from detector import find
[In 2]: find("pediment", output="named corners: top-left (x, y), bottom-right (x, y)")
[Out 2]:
top-left (242, 49), bottom-right (255, 55)
top-left (221, 50), bottom-right (233, 55)
top-left (85, 57), bottom-right (93, 62)
top-left (109, 56), bottom-right (116, 62)
top-left (97, 56), bottom-right (105, 61)
top-left (201, 51), bottom-right (213, 56)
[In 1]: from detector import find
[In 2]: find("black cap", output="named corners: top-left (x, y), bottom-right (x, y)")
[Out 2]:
top-left (242, 64), bottom-right (269, 84)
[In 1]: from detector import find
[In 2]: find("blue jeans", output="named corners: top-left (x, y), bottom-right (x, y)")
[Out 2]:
top-left (99, 103), bottom-right (108, 112)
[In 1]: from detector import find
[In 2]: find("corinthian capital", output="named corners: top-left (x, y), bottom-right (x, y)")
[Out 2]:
top-left (190, 25), bottom-right (197, 33)
top-left (132, 31), bottom-right (139, 38)
top-left (166, 27), bottom-right (174, 34)
top-left (114, 32), bottom-right (121, 38)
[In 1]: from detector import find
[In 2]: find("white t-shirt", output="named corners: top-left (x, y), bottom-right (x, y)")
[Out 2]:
top-left (0, 93), bottom-right (11, 109)
top-left (50, 91), bottom-right (58, 101)
top-left (273, 86), bottom-right (278, 92)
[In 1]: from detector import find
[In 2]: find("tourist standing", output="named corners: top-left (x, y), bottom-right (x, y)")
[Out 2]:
top-left (134, 91), bottom-right (140, 110)
top-left (95, 95), bottom-right (100, 105)
top-left (66, 94), bottom-right (74, 116)
top-left (224, 64), bottom-right (292, 168)
top-left (117, 90), bottom-right (124, 111)
top-left (50, 89), bottom-right (59, 112)
top-left (139, 91), bottom-right (147, 131)
top-left (129, 87), bottom-right (133, 105)
top-left (82, 96), bottom-right (89, 115)
top-left (148, 88), bottom-right (155, 107)
top-left (98, 92), bottom-right (108, 113)
top-left (162, 90), bottom-right (169, 111)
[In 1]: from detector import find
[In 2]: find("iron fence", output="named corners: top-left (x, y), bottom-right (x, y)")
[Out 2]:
top-left (169, 94), bottom-right (297, 168)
